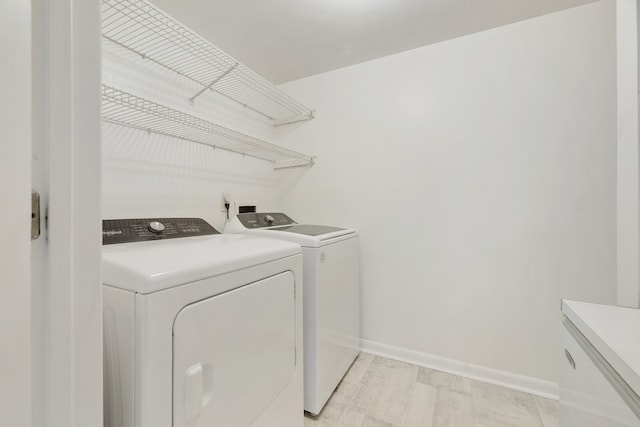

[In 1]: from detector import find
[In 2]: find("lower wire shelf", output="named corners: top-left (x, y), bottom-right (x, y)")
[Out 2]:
top-left (101, 85), bottom-right (315, 169)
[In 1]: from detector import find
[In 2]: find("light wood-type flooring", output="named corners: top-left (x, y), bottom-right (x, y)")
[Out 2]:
top-left (304, 353), bottom-right (559, 427)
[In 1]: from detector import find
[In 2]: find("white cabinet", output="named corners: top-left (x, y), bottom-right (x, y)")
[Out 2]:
top-left (561, 318), bottom-right (640, 426)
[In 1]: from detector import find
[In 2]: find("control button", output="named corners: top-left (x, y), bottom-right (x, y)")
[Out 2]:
top-left (148, 221), bottom-right (166, 234)
top-left (264, 215), bottom-right (274, 225)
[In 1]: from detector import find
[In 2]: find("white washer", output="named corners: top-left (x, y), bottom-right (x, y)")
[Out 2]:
top-left (102, 217), bottom-right (304, 427)
top-left (226, 212), bottom-right (360, 415)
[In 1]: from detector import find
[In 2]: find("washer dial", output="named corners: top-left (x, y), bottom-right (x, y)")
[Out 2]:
top-left (148, 221), bottom-right (166, 234)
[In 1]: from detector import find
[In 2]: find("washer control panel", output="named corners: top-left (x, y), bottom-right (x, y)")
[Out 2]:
top-left (102, 218), bottom-right (219, 245)
top-left (236, 212), bottom-right (295, 229)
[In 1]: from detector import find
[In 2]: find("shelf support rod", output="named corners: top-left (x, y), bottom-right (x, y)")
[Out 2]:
top-left (273, 111), bottom-right (315, 127)
top-left (189, 63), bottom-right (238, 105)
top-left (273, 157), bottom-right (315, 170)
top-left (273, 163), bottom-right (312, 171)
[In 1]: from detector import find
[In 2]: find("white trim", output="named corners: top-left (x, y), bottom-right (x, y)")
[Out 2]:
top-left (46, 0), bottom-right (103, 425)
top-left (616, 0), bottom-right (640, 308)
top-left (360, 339), bottom-right (559, 400)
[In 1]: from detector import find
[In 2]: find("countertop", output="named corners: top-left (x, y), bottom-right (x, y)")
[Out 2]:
top-left (562, 299), bottom-right (640, 396)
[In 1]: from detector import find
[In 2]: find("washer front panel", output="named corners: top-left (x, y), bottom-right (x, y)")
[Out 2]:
top-left (303, 238), bottom-right (360, 414)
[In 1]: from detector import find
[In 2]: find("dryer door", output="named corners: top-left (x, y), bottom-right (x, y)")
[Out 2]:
top-left (173, 271), bottom-right (296, 427)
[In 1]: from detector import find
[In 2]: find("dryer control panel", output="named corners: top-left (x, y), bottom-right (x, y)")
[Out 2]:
top-left (102, 218), bottom-right (219, 245)
top-left (236, 212), bottom-right (296, 229)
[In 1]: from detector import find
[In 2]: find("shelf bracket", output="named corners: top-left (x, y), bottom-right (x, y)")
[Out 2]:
top-left (273, 157), bottom-right (315, 170)
top-left (189, 63), bottom-right (238, 106)
top-left (273, 111), bottom-right (315, 127)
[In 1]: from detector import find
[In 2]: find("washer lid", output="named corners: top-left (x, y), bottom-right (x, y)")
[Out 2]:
top-left (224, 212), bottom-right (358, 247)
top-left (268, 224), bottom-right (346, 236)
top-left (102, 234), bottom-right (301, 294)
top-left (241, 227), bottom-right (357, 248)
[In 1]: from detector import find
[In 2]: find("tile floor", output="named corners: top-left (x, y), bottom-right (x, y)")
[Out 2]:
top-left (304, 353), bottom-right (559, 427)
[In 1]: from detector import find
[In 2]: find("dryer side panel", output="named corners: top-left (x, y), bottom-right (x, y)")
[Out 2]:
top-left (172, 271), bottom-right (297, 427)
top-left (103, 285), bottom-right (136, 427)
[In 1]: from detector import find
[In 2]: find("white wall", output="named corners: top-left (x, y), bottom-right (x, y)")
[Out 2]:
top-left (0, 0), bottom-right (32, 424)
top-left (617, 0), bottom-right (640, 308)
top-left (277, 0), bottom-right (617, 387)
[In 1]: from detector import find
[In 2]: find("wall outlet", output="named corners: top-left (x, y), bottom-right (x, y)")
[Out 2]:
top-left (235, 200), bottom-right (258, 214)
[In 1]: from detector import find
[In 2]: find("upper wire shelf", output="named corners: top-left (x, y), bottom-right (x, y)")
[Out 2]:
top-left (101, 0), bottom-right (314, 125)
top-left (102, 85), bottom-right (315, 169)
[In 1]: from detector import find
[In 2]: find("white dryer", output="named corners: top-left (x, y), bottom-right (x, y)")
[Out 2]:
top-left (225, 213), bottom-right (360, 415)
top-left (102, 217), bottom-right (304, 427)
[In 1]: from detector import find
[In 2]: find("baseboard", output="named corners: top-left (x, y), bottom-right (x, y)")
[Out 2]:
top-left (360, 339), bottom-right (559, 400)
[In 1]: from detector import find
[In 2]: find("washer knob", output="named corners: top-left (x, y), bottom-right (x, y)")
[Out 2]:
top-left (264, 215), bottom-right (274, 225)
top-left (148, 221), bottom-right (165, 234)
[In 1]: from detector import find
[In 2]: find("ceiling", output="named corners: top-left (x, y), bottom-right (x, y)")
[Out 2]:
top-left (150, 0), bottom-right (599, 84)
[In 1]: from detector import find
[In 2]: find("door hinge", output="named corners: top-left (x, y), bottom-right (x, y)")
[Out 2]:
top-left (31, 190), bottom-right (40, 240)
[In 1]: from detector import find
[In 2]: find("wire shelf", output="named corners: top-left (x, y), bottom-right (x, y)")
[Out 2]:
top-left (102, 85), bottom-right (315, 168)
top-left (101, 0), bottom-right (314, 124)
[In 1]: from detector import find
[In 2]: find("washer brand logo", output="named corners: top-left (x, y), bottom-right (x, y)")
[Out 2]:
top-left (103, 230), bottom-right (123, 237)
